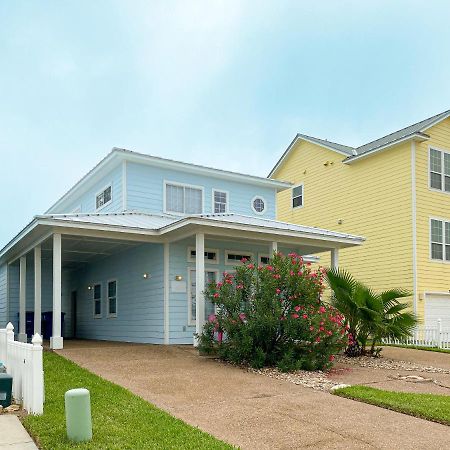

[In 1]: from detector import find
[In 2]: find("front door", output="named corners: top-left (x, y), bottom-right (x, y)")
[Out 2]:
top-left (189, 269), bottom-right (218, 325)
top-left (71, 290), bottom-right (77, 339)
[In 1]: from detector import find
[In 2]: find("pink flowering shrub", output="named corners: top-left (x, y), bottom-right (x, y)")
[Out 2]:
top-left (198, 253), bottom-right (348, 371)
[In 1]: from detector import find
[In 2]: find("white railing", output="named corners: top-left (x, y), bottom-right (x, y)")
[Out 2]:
top-left (0, 322), bottom-right (44, 414)
top-left (383, 319), bottom-right (450, 349)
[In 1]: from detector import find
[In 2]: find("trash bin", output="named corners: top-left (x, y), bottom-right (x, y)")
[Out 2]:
top-left (0, 373), bottom-right (13, 408)
top-left (17, 311), bottom-right (36, 340)
top-left (42, 311), bottom-right (65, 340)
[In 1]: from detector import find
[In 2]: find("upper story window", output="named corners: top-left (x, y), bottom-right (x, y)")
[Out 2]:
top-left (165, 182), bottom-right (203, 214)
top-left (96, 184), bottom-right (112, 210)
top-left (251, 196), bottom-right (266, 214)
top-left (292, 184), bottom-right (303, 209)
top-left (213, 189), bottom-right (229, 213)
top-left (429, 148), bottom-right (450, 193)
top-left (431, 218), bottom-right (450, 261)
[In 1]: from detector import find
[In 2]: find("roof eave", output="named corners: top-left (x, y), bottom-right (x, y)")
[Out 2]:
top-left (269, 134), bottom-right (354, 177)
top-left (344, 132), bottom-right (430, 165)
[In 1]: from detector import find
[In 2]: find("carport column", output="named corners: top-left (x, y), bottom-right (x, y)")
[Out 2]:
top-left (34, 245), bottom-right (42, 335)
top-left (331, 248), bottom-right (339, 269)
top-left (18, 256), bottom-right (27, 342)
top-left (194, 232), bottom-right (205, 347)
top-left (50, 233), bottom-right (63, 350)
top-left (271, 241), bottom-right (278, 256)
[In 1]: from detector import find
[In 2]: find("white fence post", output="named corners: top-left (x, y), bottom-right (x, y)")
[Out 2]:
top-left (31, 333), bottom-right (44, 414)
top-left (437, 319), bottom-right (442, 349)
top-left (0, 323), bottom-right (44, 415)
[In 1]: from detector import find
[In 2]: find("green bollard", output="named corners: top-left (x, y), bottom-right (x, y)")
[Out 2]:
top-left (65, 388), bottom-right (93, 442)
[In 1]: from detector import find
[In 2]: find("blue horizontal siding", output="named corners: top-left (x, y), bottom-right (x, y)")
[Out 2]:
top-left (68, 243), bottom-right (164, 344)
top-left (0, 264), bottom-right (7, 327)
top-left (62, 163), bottom-right (123, 214)
top-left (126, 162), bottom-right (277, 219)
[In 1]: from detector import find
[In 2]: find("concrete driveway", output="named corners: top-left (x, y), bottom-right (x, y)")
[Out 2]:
top-left (58, 341), bottom-right (450, 449)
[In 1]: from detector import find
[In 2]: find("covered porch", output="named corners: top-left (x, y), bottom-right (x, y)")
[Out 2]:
top-left (0, 212), bottom-right (364, 349)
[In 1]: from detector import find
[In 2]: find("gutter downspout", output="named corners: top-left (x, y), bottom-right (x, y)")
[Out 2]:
top-left (411, 140), bottom-right (418, 314)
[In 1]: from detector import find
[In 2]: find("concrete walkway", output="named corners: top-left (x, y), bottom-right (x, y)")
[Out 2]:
top-left (0, 415), bottom-right (37, 449)
top-left (59, 341), bottom-right (450, 450)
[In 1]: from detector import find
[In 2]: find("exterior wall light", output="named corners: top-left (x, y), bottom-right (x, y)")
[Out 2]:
top-left (143, 273), bottom-right (151, 279)
top-left (87, 286), bottom-right (93, 291)
top-left (175, 275), bottom-right (183, 281)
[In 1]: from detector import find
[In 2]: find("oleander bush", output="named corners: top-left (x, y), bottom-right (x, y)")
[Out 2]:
top-left (197, 253), bottom-right (348, 371)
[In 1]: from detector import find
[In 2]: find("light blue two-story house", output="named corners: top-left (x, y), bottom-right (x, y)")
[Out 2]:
top-left (0, 148), bottom-right (363, 348)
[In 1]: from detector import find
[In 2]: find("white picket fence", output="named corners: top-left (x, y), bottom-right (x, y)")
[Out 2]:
top-left (0, 322), bottom-right (44, 414)
top-left (383, 319), bottom-right (450, 350)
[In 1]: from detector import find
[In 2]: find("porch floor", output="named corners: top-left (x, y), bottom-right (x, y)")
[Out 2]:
top-left (57, 340), bottom-right (450, 449)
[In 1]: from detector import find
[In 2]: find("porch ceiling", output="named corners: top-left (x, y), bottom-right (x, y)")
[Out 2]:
top-left (40, 235), bottom-right (140, 270)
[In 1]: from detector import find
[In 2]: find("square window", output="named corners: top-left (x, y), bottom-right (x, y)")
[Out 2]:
top-left (166, 183), bottom-right (203, 214)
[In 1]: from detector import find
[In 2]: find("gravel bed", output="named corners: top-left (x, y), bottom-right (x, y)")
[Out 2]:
top-left (335, 355), bottom-right (450, 374)
top-left (247, 367), bottom-right (343, 391)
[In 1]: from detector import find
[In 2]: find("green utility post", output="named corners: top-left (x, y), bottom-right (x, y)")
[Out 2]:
top-left (65, 388), bottom-right (92, 442)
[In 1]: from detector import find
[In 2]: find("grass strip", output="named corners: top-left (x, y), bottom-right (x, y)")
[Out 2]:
top-left (334, 385), bottom-right (450, 426)
top-left (23, 351), bottom-right (233, 449)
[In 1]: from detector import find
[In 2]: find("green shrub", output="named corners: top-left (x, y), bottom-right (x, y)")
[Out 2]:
top-left (197, 253), bottom-right (348, 371)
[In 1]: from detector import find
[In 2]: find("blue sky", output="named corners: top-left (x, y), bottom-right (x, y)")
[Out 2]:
top-left (2, 0), bottom-right (450, 243)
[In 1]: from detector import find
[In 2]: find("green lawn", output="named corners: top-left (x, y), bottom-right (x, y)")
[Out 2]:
top-left (334, 385), bottom-right (450, 426)
top-left (23, 352), bottom-right (233, 450)
top-left (382, 344), bottom-right (450, 354)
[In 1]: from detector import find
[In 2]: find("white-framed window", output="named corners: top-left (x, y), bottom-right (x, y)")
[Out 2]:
top-left (251, 196), bottom-right (266, 214)
top-left (96, 184), bottom-right (112, 210)
top-left (212, 189), bottom-right (229, 213)
top-left (292, 184), bottom-right (303, 209)
top-left (107, 280), bottom-right (118, 318)
top-left (93, 283), bottom-right (102, 318)
top-left (187, 247), bottom-right (219, 264)
top-left (188, 269), bottom-right (218, 326)
top-left (430, 218), bottom-right (450, 261)
top-left (429, 148), bottom-right (450, 193)
top-left (258, 254), bottom-right (270, 265)
top-left (164, 181), bottom-right (204, 214)
top-left (225, 250), bottom-right (254, 265)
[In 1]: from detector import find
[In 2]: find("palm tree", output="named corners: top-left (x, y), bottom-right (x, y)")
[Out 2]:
top-left (326, 269), bottom-right (417, 356)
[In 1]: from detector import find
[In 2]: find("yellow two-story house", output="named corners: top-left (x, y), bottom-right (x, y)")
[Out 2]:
top-left (270, 110), bottom-right (450, 330)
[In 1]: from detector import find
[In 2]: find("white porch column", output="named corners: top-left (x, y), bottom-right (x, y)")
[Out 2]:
top-left (50, 233), bottom-right (63, 350)
top-left (34, 246), bottom-right (42, 336)
top-left (194, 232), bottom-right (205, 347)
top-left (271, 241), bottom-right (278, 255)
top-left (19, 256), bottom-right (27, 342)
top-left (331, 248), bottom-right (339, 269)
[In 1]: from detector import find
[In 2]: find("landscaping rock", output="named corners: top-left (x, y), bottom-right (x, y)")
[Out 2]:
top-left (336, 355), bottom-right (450, 374)
top-left (4, 404), bottom-right (20, 412)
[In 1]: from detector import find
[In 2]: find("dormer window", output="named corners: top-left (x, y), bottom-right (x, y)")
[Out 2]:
top-left (96, 185), bottom-right (112, 210)
top-left (165, 182), bottom-right (203, 214)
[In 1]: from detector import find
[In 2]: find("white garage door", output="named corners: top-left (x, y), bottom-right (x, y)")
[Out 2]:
top-left (425, 295), bottom-right (450, 330)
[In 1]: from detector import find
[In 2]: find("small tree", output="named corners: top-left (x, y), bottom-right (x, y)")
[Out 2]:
top-left (326, 269), bottom-right (417, 356)
top-left (198, 253), bottom-right (348, 371)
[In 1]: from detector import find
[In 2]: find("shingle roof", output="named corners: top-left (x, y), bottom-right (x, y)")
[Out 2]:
top-left (351, 109), bottom-right (450, 157)
top-left (270, 109), bottom-right (450, 175)
top-left (296, 134), bottom-right (355, 156)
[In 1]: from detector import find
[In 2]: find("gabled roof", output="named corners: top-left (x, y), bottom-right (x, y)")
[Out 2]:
top-left (46, 148), bottom-right (292, 214)
top-left (269, 109), bottom-right (450, 175)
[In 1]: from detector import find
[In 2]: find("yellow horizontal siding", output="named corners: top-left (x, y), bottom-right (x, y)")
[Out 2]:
top-left (415, 118), bottom-right (450, 319)
top-left (274, 139), bottom-right (414, 297)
